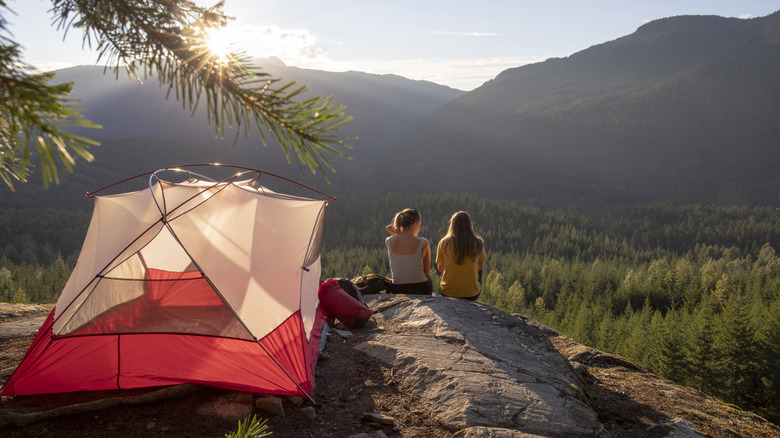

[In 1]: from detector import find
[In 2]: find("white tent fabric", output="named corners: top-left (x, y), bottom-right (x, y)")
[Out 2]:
top-left (53, 171), bottom-right (327, 343)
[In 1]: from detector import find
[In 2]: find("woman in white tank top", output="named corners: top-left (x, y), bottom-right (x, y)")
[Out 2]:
top-left (384, 208), bottom-right (433, 295)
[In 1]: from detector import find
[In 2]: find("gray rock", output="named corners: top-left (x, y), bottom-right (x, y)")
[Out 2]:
top-left (287, 395), bottom-right (304, 406)
top-left (363, 412), bottom-right (395, 425)
top-left (300, 405), bottom-right (317, 420)
top-left (357, 296), bottom-right (604, 437)
top-left (0, 315), bottom-right (47, 338)
top-left (255, 396), bottom-right (284, 417)
top-left (648, 417), bottom-right (706, 438)
top-left (455, 426), bottom-right (549, 437)
top-left (334, 328), bottom-right (354, 338)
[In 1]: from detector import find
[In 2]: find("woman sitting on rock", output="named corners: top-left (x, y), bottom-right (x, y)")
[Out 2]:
top-left (384, 208), bottom-right (433, 295)
top-left (435, 211), bottom-right (486, 300)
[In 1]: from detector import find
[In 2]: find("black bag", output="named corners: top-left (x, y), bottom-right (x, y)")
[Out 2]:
top-left (335, 278), bottom-right (363, 303)
top-left (351, 274), bottom-right (392, 295)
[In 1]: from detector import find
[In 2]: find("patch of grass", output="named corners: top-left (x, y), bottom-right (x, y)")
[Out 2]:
top-left (225, 415), bottom-right (271, 438)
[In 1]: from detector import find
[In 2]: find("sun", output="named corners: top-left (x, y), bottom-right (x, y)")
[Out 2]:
top-left (204, 26), bottom-right (237, 63)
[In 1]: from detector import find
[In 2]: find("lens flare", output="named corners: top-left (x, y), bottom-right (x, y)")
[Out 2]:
top-left (204, 27), bottom-right (236, 63)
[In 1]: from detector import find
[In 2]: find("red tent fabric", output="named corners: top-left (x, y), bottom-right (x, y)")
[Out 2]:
top-left (2, 306), bottom-right (327, 396)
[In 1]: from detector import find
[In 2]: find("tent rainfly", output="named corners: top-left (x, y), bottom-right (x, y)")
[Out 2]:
top-left (1, 165), bottom-right (333, 401)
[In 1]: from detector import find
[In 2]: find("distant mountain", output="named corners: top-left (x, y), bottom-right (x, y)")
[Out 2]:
top-left (1, 60), bottom-right (463, 210)
top-left (374, 11), bottom-right (780, 205)
top-left (53, 58), bottom-right (464, 162)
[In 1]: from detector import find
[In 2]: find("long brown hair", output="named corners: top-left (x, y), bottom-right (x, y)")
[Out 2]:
top-left (443, 211), bottom-right (483, 264)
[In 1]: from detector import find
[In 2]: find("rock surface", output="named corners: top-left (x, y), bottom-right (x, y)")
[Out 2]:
top-left (2, 300), bottom-right (780, 437)
top-left (357, 295), bottom-right (605, 437)
top-left (0, 304), bottom-right (48, 339)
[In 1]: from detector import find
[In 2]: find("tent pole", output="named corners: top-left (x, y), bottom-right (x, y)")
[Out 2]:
top-left (253, 338), bottom-right (318, 405)
top-left (148, 175), bottom-right (318, 404)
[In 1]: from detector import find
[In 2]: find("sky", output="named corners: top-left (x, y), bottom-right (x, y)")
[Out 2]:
top-left (5, 1), bottom-right (780, 91)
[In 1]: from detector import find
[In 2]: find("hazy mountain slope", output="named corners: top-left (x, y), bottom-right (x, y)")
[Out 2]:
top-left (1, 61), bottom-right (463, 210)
top-left (376, 12), bottom-right (780, 205)
top-left (52, 59), bottom-right (464, 160)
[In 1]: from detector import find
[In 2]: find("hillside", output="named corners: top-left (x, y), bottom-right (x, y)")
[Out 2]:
top-left (52, 58), bottom-right (464, 162)
top-left (374, 12), bottom-right (780, 205)
top-left (0, 61), bottom-right (463, 210)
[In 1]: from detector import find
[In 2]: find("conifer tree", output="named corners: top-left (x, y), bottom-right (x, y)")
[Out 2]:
top-left (0, 1), bottom-right (351, 189)
top-left (570, 298), bottom-right (602, 347)
top-left (649, 309), bottom-right (684, 379)
top-left (502, 280), bottom-right (526, 314)
top-left (10, 286), bottom-right (26, 303)
top-left (42, 254), bottom-right (70, 302)
top-left (594, 308), bottom-right (616, 352)
top-left (755, 298), bottom-right (780, 422)
top-left (482, 271), bottom-right (507, 309)
top-left (682, 298), bottom-right (716, 393)
top-left (539, 259), bottom-right (562, 309)
top-left (712, 293), bottom-right (761, 409)
top-left (0, 265), bottom-right (12, 302)
top-left (622, 298), bottom-right (653, 364)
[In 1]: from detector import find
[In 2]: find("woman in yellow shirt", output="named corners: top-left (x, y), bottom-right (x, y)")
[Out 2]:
top-left (435, 211), bottom-right (486, 300)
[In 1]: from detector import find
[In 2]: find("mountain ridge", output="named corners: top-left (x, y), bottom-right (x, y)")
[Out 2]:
top-left (373, 11), bottom-right (780, 205)
top-left (0, 62), bottom-right (464, 209)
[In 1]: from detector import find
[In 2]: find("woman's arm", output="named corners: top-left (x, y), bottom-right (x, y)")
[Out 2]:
top-left (422, 238), bottom-right (431, 275)
top-left (435, 238), bottom-right (444, 273)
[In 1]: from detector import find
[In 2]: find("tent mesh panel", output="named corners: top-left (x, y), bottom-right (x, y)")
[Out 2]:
top-left (59, 270), bottom-right (252, 340)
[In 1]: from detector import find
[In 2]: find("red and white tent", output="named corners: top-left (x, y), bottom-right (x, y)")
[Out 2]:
top-left (1, 165), bottom-right (331, 400)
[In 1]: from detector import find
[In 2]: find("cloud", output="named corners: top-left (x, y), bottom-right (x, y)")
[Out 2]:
top-left (232, 24), bottom-right (328, 62)
top-left (427, 31), bottom-right (500, 37)
top-left (230, 24), bottom-right (524, 90)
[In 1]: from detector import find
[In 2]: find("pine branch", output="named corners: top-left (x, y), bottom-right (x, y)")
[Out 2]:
top-left (52, 0), bottom-right (353, 175)
top-left (0, 37), bottom-right (100, 190)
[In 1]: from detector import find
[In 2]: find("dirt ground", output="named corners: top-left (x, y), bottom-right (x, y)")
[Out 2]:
top-left (1, 305), bottom-right (779, 438)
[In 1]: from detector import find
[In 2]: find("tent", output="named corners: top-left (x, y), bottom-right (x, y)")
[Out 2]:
top-left (1, 165), bottom-right (332, 400)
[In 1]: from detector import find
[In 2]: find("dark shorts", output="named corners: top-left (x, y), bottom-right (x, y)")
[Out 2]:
top-left (441, 292), bottom-right (480, 301)
top-left (386, 277), bottom-right (433, 295)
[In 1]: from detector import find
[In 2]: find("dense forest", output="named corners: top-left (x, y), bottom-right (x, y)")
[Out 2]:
top-left (1, 194), bottom-right (778, 424)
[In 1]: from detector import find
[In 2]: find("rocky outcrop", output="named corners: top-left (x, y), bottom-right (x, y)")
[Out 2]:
top-left (352, 294), bottom-right (780, 438)
top-left (356, 295), bottom-right (606, 437)
top-left (2, 300), bottom-right (779, 437)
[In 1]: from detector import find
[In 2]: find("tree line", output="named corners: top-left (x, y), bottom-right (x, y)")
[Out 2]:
top-left (1, 194), bottom-right (778, 423)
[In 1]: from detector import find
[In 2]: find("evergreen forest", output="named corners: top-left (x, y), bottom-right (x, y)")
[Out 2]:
top-left (1, 194), bottom-right (778, 424)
